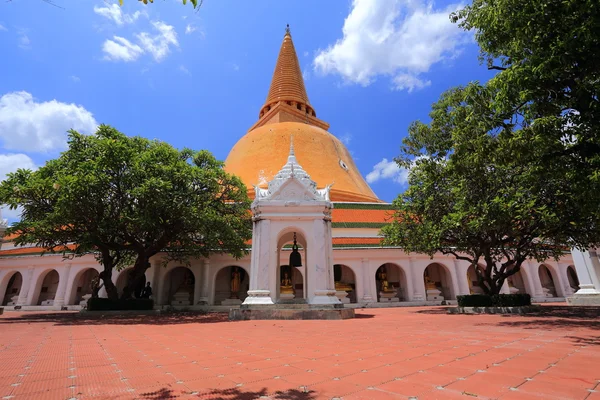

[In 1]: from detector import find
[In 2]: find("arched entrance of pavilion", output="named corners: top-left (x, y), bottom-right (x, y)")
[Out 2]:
top-left (334, 264), bottom-right (356, 303)
top-left (276, 228), bottom-right (308, 303)
top-left (33, 269), bottom-right (60, 306)
top-left (466, 264), bottom-right (486, 294)
top-left (424, 263), bottom-right (455, 301)
top-left (115, 267), bottom-right (146, 299)
top-left (567, 266), bottom-right (580, 293)
top-left (163, 266), bottom-right (195, 306)
top-left (506, 268), bottom-right (529, 295)
top-left (1, 271), bottom-right (23, 306)
top-left (375, 263), bottom-right (408, 302)
top-left (68, 268), bottom-right (99, 305)
top-left (538, 264), bottom-right (560, 297)
top-left (214, 266), bottom-right (249, 305)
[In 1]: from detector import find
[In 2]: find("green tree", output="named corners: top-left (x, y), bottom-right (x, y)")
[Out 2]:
top-left (382, 84), bottom-right (600, 294)
top-left (0, 125), bottom-right (251, 300)
top-left (382, 0), bottom-right (600, 295)
top-left (451, 0), bottom-right (600, 189)
top-left (124, 0), bottom-right (202, 7)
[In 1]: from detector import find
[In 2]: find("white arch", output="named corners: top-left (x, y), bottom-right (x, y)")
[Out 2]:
top-left (66, 267), bottom-right (101, 305)
top-left (211, 264), bottom-right (250, 305)
top-left (0, 270), bottom-right (24, 304)
top-left (30, 268), bottom-right (60, 306)
top-left (539, 263), bottom-right (564, 297)
top-left (424, 262), bottom-right (456, 300)
top-left (375, 262), bottom-right (410, 301)
top-left (0, 271), bottom-right (24, 306)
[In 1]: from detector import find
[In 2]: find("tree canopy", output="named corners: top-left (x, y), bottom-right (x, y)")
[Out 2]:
top-left (383, 0), bottom-right (600, 294)
top-left (125, 0), bottom-right (202, 8)
top-left (0, 125), bottom-right (251, 300)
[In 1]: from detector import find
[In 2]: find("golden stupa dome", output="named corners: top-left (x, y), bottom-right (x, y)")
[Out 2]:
top-left (224, 25), bottom-right (380, 203)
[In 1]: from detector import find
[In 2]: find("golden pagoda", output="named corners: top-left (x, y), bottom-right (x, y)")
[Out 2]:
top-left (225, 25), bottom-right (381, 203)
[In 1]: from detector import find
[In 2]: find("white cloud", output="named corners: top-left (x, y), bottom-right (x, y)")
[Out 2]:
top-left (0, 24), bottom-right (7, 32)
top-left (94, 4), bottom-right (145, 25)
top-left (303, 51), bottom-right (309, 57)
top-left (366, 158), bottom-right (408, 184)
top-left (0, 91), bottom-right (98, 152)
top-left (339, 133), bottom-right (352, 146)
top-left (70, 75), bottom-right (81, 83)
top-left (313, 0), bottom-right (467, 92)
top-left (185, 24), bottom-right (196, 34)
top-left (0, 154), bottom-right (36, 222)
top-left (18, 31), bottom-right (30, 50)
top-left (102, 36), bottom-right (144, 62)
top-left (178, 65), bottom-right (191, 75)
top-left (231, 63), bottom-right (240, 71)
top-left (393, 73), bottom-right (431, 92)
top-left (302, 68), bottom-right (311, 81)
top-left (136, 21), bottom-right (179, 62)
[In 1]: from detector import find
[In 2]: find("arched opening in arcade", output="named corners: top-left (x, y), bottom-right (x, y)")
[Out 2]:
top-left (467, 264), bottom-right (486, 294)
top-left (334, 264), bottom-right (356, 303)
top-left (567, 266), bottom-right (580, 293)
top-left (276, 229), bottom-right (307, 302)
top-left (164, 267), bottom-right (195, 306)
top-left (375, 263), bottom-right (407, 302)
top-left (69, 268), bottom-right (99, 305)
top-left (2, 272), bottom-right (23, 306)
top-left (116, 268), bottom-right (132, 296)
top-left (214, 266), bottom-right (249, 305)
top-left (424, 263), bottom-right (455, 301)
top-left (538, 265), bottom-right (559, 297)
top-left (115, 268), bottom-right (146, 298)
top-left (36, 270), bottom-right (60, 306)
top-left (506, 268), bottom-right (528, 294)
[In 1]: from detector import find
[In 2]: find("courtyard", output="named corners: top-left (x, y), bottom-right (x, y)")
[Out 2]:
top-left (0, 306), bottom-right (599, 400)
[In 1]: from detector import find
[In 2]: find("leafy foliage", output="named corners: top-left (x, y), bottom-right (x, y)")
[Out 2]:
top-left (382, 0), bottom-right (600, 295)
top-left (120, 0), bottom-right (203, 8)
top-left (0, 125), bottom-right (251, 299)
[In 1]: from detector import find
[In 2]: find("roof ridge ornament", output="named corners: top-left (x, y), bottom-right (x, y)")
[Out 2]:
top-left (252, 134), bottom-right (333, 202)
top-left (285, 24), bottom-right (291, 36)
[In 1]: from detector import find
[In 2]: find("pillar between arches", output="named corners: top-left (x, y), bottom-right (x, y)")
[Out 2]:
top-left (53, 264), bottom-right (72, 307)
top-left (360, 258), bottom-right (373, 303)
top-left (410, 258), bottom-right (426, 301)
top-left (18, 267), bottom-right (35, 306)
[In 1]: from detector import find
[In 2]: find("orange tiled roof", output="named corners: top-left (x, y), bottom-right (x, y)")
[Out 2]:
top-left (332, 209), bottom-right (391, 224)
top-left (0, 244), bottom-right (77, 256)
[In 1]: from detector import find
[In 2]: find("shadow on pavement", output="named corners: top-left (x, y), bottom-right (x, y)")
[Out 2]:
top-left (488, 306), bottom-right (600, 331)
top-left (0, 311), bottom-right (229, 326)
top-left (138, 387), bottom-right (317, 400)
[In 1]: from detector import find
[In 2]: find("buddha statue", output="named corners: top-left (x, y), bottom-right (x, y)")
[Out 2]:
top-left (335, 281), bottom-right (353, 291)
top-left (230, 267), bottom-right (241, 299)
top-left (280, 272), bottom-right (294, 294)
top-left (378, 269), bottom-right (395, 293)
top-left (425, 275), bottom-right (438, 290)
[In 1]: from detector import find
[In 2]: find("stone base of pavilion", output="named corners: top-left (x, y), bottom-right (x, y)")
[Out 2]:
top-left (228, 303), bottom-right (355, 321)
top-left (567, 293), bottom-right (600, 306)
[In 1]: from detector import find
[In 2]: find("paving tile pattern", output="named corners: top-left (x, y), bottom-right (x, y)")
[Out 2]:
top-left (0, 305), bottom-right (599, 400)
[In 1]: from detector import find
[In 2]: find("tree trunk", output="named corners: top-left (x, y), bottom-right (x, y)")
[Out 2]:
top-left (121, 256), bottom-right (150, 300)
top-left (99, 268), bottom-right (118, 301)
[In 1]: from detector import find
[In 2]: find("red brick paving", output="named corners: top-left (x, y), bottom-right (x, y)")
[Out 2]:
top-left (0, 305), bottom-right (599, 400)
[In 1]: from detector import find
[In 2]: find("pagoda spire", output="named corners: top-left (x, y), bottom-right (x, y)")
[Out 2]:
top-left (259, 25), bottom-right (312, 117)
top-left (249, 25), bottom-right (329, 132)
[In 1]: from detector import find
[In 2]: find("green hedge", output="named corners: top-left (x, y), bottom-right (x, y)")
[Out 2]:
top-left (87, 298), bottom-right (154, 311)
top-left (457, 294), bottom-right (531, 307)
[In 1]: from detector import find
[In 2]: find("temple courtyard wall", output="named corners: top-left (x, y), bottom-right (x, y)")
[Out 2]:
top-left (0, 248), bottom-right (579, 310)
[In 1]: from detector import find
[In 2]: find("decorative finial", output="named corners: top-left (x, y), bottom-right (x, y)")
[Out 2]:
top-left (285, 24), bottom-right (291, 36)
top-left (290, 135), bottom-right (295, 156)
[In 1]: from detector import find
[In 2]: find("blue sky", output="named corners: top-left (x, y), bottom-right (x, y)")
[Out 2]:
top-left (0, 0), bottom-right (496, 221)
